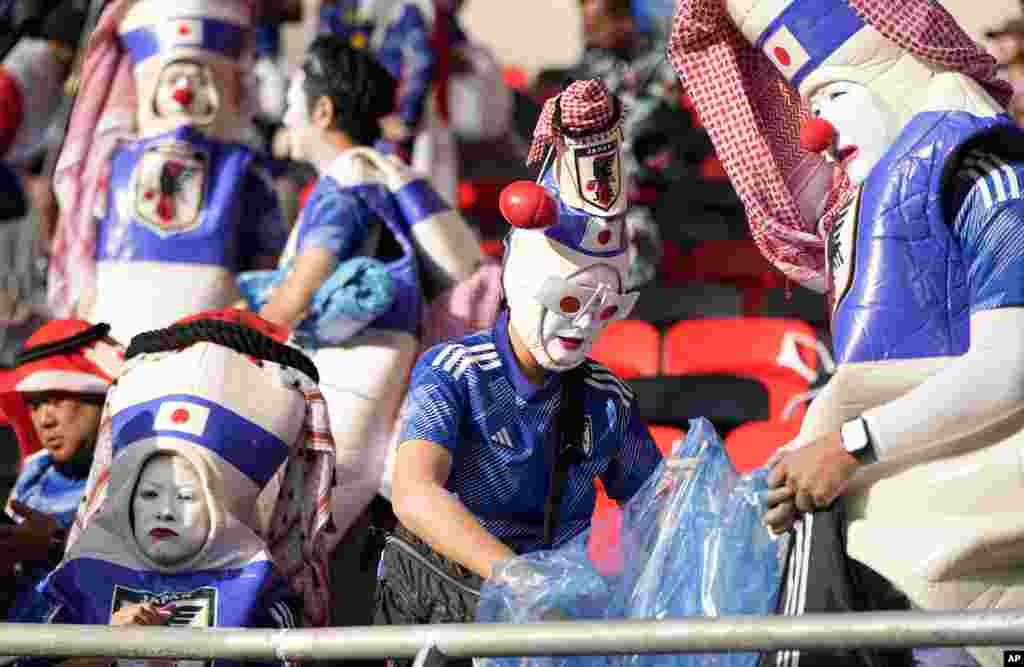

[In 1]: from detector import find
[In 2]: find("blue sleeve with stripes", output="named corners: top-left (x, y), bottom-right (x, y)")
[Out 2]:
top-left (296, 184), bottom-right (369, 261)
top-left (600, 397), bottom-right (663, 503)
top-left (397, 354), bottom-right (465, 452)
top-left (951, 153), bottom-right (1024, 312)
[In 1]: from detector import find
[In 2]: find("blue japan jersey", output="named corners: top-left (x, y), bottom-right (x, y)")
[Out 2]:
top-left (18, 560), bottom-right (300, 667)
top-left (949, 148), bottom-right (1024, 313)
top-left (95, 126), bottom-right (285, 270)
top-left (398, 310), bottom-right (663, 553)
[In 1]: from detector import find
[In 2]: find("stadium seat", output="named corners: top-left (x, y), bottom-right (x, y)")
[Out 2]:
top-left (588, 320), bottom-right (660, 379)
top-left (662, 317), bottom-right (822, 420)
top-left (629, 283), bottom-right (744, 327)
top-left (755, 285), bottom-right (829, 328)
top-left (629, 374), bottom-right (771, 433)
top-left (724, 419), bottom-right (802, 473)
top-left (648, 424), bottom-right (685, 456)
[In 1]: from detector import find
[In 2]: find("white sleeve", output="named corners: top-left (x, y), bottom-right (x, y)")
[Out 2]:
top-left (862, 307), bottom-right (1024, 460)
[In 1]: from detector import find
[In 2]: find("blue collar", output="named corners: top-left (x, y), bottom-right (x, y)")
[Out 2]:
top-left (493, 310), bottom-right (560, 403)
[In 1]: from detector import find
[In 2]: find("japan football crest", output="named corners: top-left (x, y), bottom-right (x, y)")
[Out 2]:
top-left (556, 129), bottom-right (627, 218)
top-left (826, 188), bottom-right (862, 315)
top-left (133, 141), bottom-right (208, 237)
top-left (111, 585), bottom-right (216, 667)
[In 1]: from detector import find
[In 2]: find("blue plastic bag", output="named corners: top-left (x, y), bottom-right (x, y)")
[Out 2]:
top-left (477, 418), bottom-right (788, 667)
top-left (237, 256), bottom-right (395, 348)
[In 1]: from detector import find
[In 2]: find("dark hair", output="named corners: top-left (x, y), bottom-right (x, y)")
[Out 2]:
top-left (302, 35), bottom-right (397, 147)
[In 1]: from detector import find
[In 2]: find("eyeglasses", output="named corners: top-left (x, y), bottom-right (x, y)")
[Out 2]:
top-left (534, 276), bottom-right (638, 325)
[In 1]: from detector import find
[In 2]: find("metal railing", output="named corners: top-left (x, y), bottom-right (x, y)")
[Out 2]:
top-left (2, 610), bottom-right (1024, 662)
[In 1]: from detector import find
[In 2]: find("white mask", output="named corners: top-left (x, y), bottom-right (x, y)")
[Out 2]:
top-left (507, 263), bottom-right (636, 371)
top-left (152, 60), bottom-right (219, 126)
top-left (132, 454), bottom-right (211, 567)
top-left (808, 81), bottom-right (900, 186)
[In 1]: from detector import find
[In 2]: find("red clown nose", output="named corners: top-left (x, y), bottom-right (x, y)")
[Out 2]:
top-left (499, 180), bottom-right (558, 229)
top-left (173, 87), bottom-right (194, 107)
top-left (800, 118), bottom-right (836, 154)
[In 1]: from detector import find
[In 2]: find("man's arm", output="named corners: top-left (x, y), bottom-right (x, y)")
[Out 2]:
top-left (392, 438), bottom-right (516, 579)
top-left (258, 247), bottom-right (336, 328)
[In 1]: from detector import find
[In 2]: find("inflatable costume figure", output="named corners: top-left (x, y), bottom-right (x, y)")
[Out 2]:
top-left (670, 2), bottom-right (1024, 665)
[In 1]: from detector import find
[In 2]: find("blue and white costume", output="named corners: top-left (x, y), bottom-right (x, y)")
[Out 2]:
top-left (87, 0), bottom-right (285, 345)
top-left (709, 3), bottom-right (1024, 665)
top-left (318, 0), bottom-right (458, 204)
top-left (20, 335), bottom-right (319, 667)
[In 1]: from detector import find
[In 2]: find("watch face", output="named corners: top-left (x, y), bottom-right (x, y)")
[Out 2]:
top-left (842, 419), bottom-right (869, 453)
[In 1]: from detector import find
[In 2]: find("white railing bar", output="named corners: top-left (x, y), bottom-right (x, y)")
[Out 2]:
top-left (2, 610), bottom-right (1024, 661)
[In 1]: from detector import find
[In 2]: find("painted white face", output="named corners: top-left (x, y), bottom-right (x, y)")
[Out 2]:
top-left (153, 60), bottom-right (219, 124)
top-left (808, 81), bottom-right (900, 186)
top-left (282, 70), bottom-right (318, 163)
top-left (508, 263), bottom-right (635, 371)
top-left (132, 454), bottom-right (210, 567)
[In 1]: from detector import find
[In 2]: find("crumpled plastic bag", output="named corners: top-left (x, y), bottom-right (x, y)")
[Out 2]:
top-left (237, 256), bottom-right (395, 348)
top-left (477, 418), bottom-right (788, 667)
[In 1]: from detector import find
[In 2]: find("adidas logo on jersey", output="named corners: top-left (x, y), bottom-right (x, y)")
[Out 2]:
top-left (491, 427), bottom-right (515, 448)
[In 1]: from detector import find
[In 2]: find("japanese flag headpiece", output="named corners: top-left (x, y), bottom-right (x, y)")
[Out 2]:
top-left (499, 81), bottom-right (636, 370)
top-left (119, 0), bottom-right (252, 136)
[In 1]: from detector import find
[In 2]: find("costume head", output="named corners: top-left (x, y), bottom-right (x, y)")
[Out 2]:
top-left (118, 0), bottom-right (250, 138)
top-left (59, 310), bottom-right (336, 626)
top-left (0, 319), bottom-right (123, 465)
top-left (667, 0), bottom-right (1012, 286)
top-left (283, 34), bottom-right (396, 159)
top-left (503, 80), bottom-right (636, 372)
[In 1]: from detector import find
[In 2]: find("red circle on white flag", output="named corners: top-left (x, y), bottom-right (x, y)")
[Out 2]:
top-left (171, 408), bottom-right (190, 424)
top-left (773, 47), bottom-right (792, 67)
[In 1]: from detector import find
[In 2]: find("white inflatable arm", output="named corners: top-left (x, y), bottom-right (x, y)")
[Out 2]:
top-left (863, 307), bottom-right (1024, 460)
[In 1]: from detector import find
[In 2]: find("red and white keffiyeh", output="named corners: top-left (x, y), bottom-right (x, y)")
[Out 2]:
top-left (527, 79), bottom-right (623, 165)
top-left (667, 0), bottom-right (1012, 288)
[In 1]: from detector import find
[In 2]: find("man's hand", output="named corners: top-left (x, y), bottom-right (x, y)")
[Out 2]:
top-left (764, 431), bottom-right (860, 533)
top-left (0, 500), bottom-right (65, 569)
top-left (110, 602), bottom-right (173, 626)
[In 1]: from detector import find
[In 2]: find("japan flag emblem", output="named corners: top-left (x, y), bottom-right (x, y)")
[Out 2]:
top-left (154, 401), bottom-right (210, 438)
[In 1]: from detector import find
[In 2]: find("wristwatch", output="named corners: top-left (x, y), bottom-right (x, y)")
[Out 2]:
top-left (840, 417), bottom-right (877, 464)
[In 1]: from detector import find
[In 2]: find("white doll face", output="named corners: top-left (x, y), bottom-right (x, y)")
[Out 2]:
top-left (132, 454), bottom-right (210, 567)
top-left (808, 81), bottom-right (900, 186)
top-left (153, 60), bottom-right (219, 123)
top-left (509, 263), bottom-right (636, 371)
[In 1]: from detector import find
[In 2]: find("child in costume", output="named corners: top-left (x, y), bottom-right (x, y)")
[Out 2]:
top-left (1, 320), bottom-right (123, 623)
top-left (381, 81), bottom-right (662, 665)
top-left (670, 2), bottom-right (1024, 666)
top-left (55, 0), bottom-right (285, 345)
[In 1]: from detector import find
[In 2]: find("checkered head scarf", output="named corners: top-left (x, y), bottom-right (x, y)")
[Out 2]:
top-left (668, 0), bottom-right (1013, 288)
top-left (527, 79), bottom-right (624, 166)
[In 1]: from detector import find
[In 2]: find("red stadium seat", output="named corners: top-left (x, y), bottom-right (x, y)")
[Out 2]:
top-left (724, 419), bottom-right (802, 473)
top-left (588, 320), bottom-right (660, 379)
top-left (649, 424), bottom-right (685, 456)
top-left (662, 318), bottom-right (821, 420)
